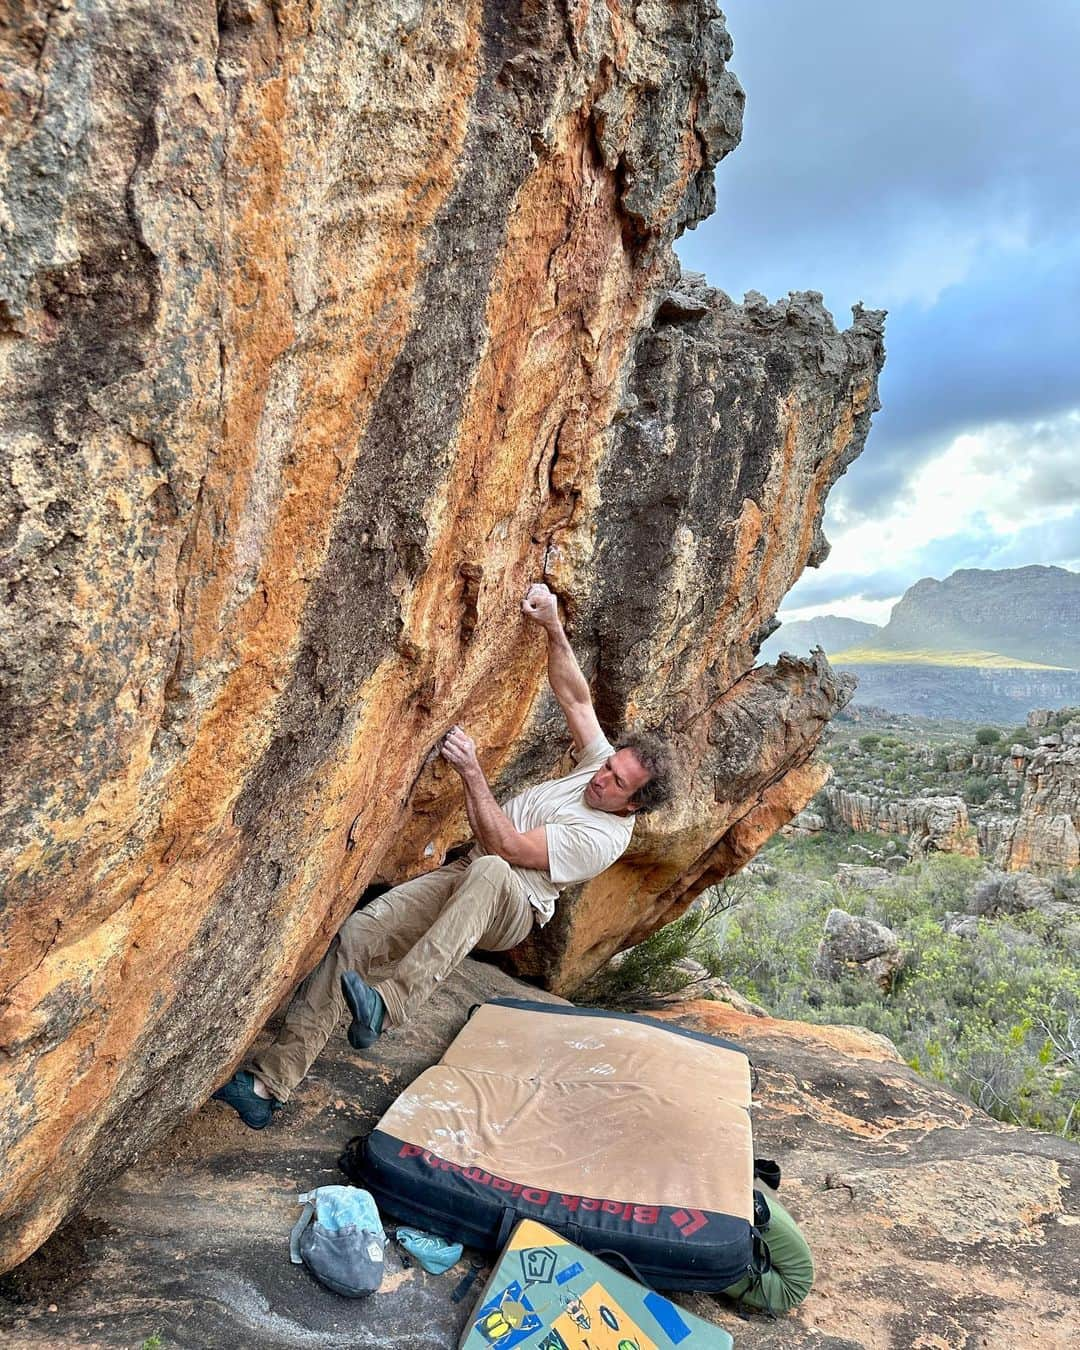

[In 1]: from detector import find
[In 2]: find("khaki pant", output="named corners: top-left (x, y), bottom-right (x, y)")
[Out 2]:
top-left (251, 854), bottom-right (534, 1101)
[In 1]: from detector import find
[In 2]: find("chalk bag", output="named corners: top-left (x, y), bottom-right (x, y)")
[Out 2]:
top-left (290, 1185), bottom-right (386, 1297)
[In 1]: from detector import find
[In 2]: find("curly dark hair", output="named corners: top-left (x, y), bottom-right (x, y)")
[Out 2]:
top-left (615, 729), bottom-right (675, 814)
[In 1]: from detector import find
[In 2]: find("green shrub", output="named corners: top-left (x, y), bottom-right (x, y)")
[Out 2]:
top-left (579, 828), bottom-right (1080, 1144)
top-left (858, 733), bottom-right (881, 751)
top-left (975, 727), bottom-right (1001, 745)
top-left (686, 841), bottom-right (1078, 1142)
top-left (907, 853), bottom-right (985, 913)
top-left (762, 829), bottom-right (904, 878)
top-left (576, 886), bottom-right (737, 1009)
top-left (962, 774), bottom-right (992, 804)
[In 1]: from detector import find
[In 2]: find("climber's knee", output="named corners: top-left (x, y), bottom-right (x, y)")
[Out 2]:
top-left (462, 854), bottom-right (513, 889)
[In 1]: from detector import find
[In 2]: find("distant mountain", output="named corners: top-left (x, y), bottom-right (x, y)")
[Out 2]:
top-left (759, 566), bottom-right (1080, 720)
top-left (758, 614), bottom-right (880, 662)
top-left (879, 565), bottom-right (1080, 669)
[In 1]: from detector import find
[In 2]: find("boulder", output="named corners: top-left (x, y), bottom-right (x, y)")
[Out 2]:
top-left (667, 959), bottom-right (770, 1016)
top-left (0, 0), bottom-right (885, 1269)
top-left (600, 947), bottom-right (769, 1016)
top-left (943, 912), bottom-right (1032, 951)
top-left (944, 912), bottom-right (983, 941)
top-left (970, 871), bottom-right (1078, 925)
top-left (785, 808), bottom-right (826, 835)
top-left (971, 871), bottom-right (1056, 916)
top-left (814, 908), bottom-right (903, 991)
top-left (673, 955), bottom-right (711, 982)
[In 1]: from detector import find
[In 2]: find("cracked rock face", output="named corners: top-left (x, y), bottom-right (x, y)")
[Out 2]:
top-left (996, 734), bottom-right (1080, 874)
top-left (0, 1), bottom-right (882, 1268)
top-left (820, 788), bottom-right (978, 858)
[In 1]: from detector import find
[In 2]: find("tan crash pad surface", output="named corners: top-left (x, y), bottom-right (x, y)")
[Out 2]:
top-left (377, 1003), bottom-right (754, 1219)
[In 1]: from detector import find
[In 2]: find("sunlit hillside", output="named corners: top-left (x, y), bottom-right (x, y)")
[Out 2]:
top-left (830, 647), bottom-right (1070, 671)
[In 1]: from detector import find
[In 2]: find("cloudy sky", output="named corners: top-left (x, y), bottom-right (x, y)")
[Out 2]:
top-left (676, 0), bottom-right (1080, 624)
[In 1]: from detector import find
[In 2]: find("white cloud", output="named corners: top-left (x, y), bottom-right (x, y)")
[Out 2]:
top-left (824, 409), bottom-right (1080, 574)
top-left (773, 409), bottom-right (1080, 623)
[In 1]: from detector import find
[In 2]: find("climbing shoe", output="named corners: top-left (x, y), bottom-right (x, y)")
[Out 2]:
top-left (341, 971), bottom-right (386, 1050)
top-left (211, 1070), bottom-right (283, 1130)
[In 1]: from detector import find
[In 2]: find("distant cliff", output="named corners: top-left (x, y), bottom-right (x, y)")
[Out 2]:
top-left (0, 2), bottom-right (883, 1268)
top-left (824, 565), bottom-right (1080, 669)
top-left (763, 566), bottom-right (1080, 720)
top-left (818, 788), bottom-right (977, 857)
top-left (839, 663), bottom-right (1080, 722)
top-left (811, 707), bottom-right (1079, 876)
top-left (880, 566), bottom-right (1080, 669)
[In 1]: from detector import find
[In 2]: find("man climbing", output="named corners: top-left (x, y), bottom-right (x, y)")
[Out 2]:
top-left (212, 582), bottom-right (673, 1127)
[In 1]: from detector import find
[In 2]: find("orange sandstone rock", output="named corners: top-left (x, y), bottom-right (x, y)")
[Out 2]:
top-left (0, 1), bottom-right (881, 1269)
top-left (998, 737), bottom-right (1080, 874)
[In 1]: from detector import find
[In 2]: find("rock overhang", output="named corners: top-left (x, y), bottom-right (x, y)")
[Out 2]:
top-left (0, 0), bottom-right (883, 1269)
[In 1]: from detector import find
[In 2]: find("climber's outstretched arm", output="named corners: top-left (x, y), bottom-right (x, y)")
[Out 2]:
top-left (521, 582), bottom-right (602, 755)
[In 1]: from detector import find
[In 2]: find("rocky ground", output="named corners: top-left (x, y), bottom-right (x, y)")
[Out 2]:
top-left (3, 960), bottom-right (1076, 1350)
top-left (664, 1003), bottom-right (1080, 1350)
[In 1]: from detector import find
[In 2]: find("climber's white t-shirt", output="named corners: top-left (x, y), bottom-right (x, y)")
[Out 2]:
top-left (500, 733), bottom-right (635, 926)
